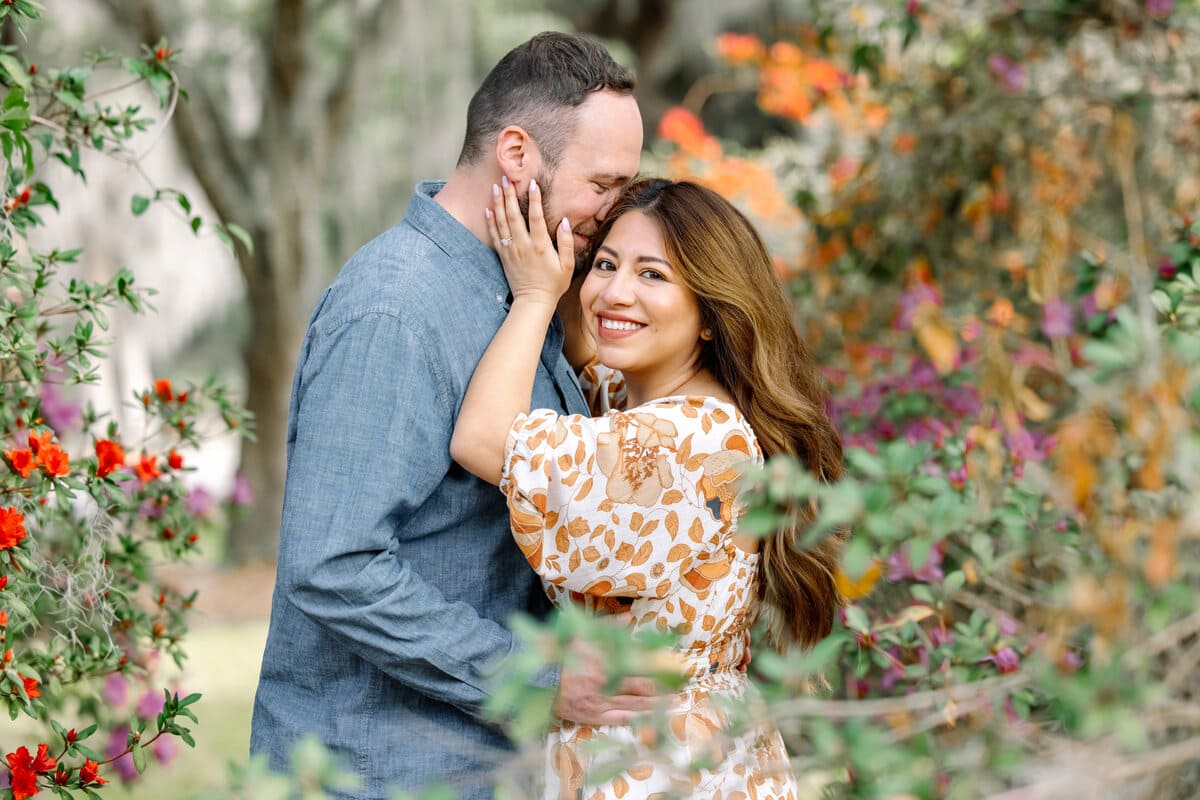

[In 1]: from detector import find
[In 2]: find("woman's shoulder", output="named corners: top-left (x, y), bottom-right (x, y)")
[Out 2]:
top-left (625, 395), bottom-right (761, 455)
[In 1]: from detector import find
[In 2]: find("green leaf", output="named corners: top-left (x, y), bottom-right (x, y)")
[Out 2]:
top-left (844, 605), bottom-right (870, 634)
top-left (131, 194), bottom-right (150, 216)
top-left (224, 222), bottom-right (254, 254)
top-left (131, 742), bottom-right (147, 774)
top-left (841, 534), bottom-right (873, 580)
top-left (0, 54), bottom-right (31, 92)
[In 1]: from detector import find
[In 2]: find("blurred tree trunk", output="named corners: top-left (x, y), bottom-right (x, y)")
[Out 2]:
top-left (100, 0), bottom-right (401, 564)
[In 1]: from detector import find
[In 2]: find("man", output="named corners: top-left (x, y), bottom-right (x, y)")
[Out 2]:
top-left (250, 32), bottom-right (647, 800)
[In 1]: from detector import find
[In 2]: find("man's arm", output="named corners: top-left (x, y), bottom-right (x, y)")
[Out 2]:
top-left (282, 310), bottom-right (540, 719)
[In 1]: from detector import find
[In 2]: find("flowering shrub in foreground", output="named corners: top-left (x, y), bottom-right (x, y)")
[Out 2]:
top-left (0, 4), bottom-right (259, 797)
top-left (633, 4), bottom-right (1199, 798)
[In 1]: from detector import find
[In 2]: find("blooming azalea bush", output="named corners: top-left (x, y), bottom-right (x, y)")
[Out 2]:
top-left (494, 4), bottom-right (1200, 800)
top-left (0, 4), bottom-right (269, 797)
top-left (641, 3), bottom-right (1199, 798)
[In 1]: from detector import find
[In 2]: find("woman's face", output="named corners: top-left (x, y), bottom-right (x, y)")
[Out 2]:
top-left (579, 210), bottom-right (705, 391)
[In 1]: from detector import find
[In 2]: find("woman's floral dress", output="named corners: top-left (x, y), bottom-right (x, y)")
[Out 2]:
top-left (501, 382), bottom-right (800, 800)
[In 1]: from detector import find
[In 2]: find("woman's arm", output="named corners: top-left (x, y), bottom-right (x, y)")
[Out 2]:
top-left (450, 177), bottom-right (574, 485)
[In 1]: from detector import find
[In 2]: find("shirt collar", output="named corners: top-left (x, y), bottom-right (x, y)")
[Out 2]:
top-left (406, 181), bottom-right (498, 264)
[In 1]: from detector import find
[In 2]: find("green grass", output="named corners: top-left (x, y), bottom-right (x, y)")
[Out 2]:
top-left (104, 622), bottom-right (267, 798)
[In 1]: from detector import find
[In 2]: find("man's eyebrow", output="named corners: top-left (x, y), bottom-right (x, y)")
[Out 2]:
top-left (591, 172), bottom-right (639, 184)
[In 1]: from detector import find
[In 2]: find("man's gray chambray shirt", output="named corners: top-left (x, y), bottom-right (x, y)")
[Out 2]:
top-left (250, 181), bottom-right (587, 800)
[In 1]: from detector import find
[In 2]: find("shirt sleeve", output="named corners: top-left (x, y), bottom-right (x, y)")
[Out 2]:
top-left (283, 311), bottom-right (551, 721)
top-left (500, 398), bottom-right (758, 599)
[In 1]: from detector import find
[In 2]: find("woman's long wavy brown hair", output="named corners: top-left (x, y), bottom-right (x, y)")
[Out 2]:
top-left (591, 178), bottom-right (846, 650)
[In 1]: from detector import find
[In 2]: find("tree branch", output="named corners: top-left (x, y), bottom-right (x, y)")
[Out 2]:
top-left (99, 0), bottom-right (254, 230)
top-left (314, 0), bottom-right (394, 178)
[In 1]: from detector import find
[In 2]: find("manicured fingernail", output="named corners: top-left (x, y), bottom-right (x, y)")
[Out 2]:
top-left (530, 178), bottom-right (538, 193)
top-left (501, 175), bottom-right (510, 189)
top-left (492, 183), bottom-right (500, 197)
top-left (560, 217), bottom-right (570, 231)
top-left (484, 208), bottom-right (493, 220)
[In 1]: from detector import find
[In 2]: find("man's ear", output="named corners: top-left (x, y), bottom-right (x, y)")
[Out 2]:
top-left (495, 125), bottom-right (536, 188)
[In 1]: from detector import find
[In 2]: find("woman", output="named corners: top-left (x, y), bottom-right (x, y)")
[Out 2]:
top-left (451, 177), bottom-right (845, 799)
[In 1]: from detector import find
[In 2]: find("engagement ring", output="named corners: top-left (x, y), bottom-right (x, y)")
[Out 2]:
top-left (500, 237), bottom-right (512, 247)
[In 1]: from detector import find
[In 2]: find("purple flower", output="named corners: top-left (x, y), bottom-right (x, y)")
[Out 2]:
top-left (139, 498), bottom-right (164, 520)
top-left (987, 53), bottom-right (1028, 92)
top-left (881, 647), bottom-right (905, 690)
top-left (931, 626), bottom-right (954, 647)
top-left (103, 674), bottom-right (128, 707)
top-left (886, 541), bottom-right (945, 583)
top-left (136, 689), bottom-right (166, 720)
top-left (152, 734), bottom-right (179, 765)
top-left (230, 473), bottom-right (254, 507)
top-left (997, 613), bottom-right (1019, 637)
top-left (106, 725), bottom-right (140, 782)
top-left (185, 486), bottom-right (214, 517)
top-left (895, 284), bottom-right (942, 330)
top-left (1061, 650), bottom-right (1084, 673)
top-left (1041, 299), bottom-right (1074, 338)
top-left (1146, 0), bottom-right (1174, 18)
top-left (39, 383), bottom-right (82, 434)
top-left (983, 646), bottom-right (1021, 674)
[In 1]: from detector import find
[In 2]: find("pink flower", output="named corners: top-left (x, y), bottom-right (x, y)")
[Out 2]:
top-left (983, 646), bottom-right (1021, 674)
top-left (987, 53), bottom-right (1028, 92)
top-left (1146, 0), bottom-right (1174, 18)
top-left (136, 690), bottom-right (165, 720)
top-left (152, 734), bottom-right (178, 765)
top-left (895, 284), bottom-right (942, 330)
top-left (1041, 299), bottom-right (1074, 338)
top-left (105, 725), bottom-right (139, 782)
top-left (997, 613), bottom-right (1019, 637)
top-left (185, 486), bottom-right (214, 517)
top-left (230, 474), bottom-right (254, 507)
top-left (1158, 258), bottom-right (1178, 280)
top-left (103, 674), bottom-right (128, 707)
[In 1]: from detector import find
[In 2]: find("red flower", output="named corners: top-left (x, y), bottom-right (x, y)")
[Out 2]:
top-left (53, 768), bottom-right (69, 785)
top-left (29, 744), bottom-right (54, 773)
top-left (78, 759), bottom-right (107, 786)
top-left (18, 673), bottom-right (40, 699)
top-left (0, 507), bottom-right (27, 550)
top-left (4, 448), bottom-right (34, 478)
top-left (134, 454), bottom-right (162, 484)
top-left (26, 431), bottom-right (53, 455)
top-left (36, 445), bottom-right (70, 478)
top-left (167, 450), bottom-right (183, 470)
top-left (0, 610), bottom-right (7, 626)
top-left (5, 746), bottom-right (38, 800)
top-left (154, 379), bottom-right (173, 403)
top-left (0, 575), bottom-right (7, 590)
top-left (176, 391), bottom-right (188, 404)
top-left (95, 439), bottom-right (125, 478)
top-left (154, 46), bottom-right (173, 61)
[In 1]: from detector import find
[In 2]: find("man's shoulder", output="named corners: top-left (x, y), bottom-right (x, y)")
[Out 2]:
top-left (317, 221), bottom-right (468, 327)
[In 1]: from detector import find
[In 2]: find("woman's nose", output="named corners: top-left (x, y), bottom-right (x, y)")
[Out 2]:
top-left (601, 269), bottom-right (633, 304)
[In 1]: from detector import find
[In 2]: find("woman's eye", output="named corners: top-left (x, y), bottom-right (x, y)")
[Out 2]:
top-left (640, 269), bottom-right (664, 281)
top-left (593, 258), bottom-right (616, 272)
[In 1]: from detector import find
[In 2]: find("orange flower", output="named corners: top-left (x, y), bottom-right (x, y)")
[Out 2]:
top-left (17, 672), bottom-right (40, 698)
top-left (658, 107), bottom-right (721, 160)
top-left (167, 450), bottom-right (183, 470)
top-left (37, 444), bottom-right (69, 477)
top-left (79, 758), bottom-right (107, 786)
top-left (0, 610), bottom-right (7, 626)
top-left (836, 560), bottom-right (883, 600)
top-left (154, 378), bottom-right (173, 403)
top-left (4, 448), bottom-right (35, 478)
top-left (715, 32), bottom-right (765, 64)
top-left (134, 454), bottom-right (162, 484)
top-left (0, 507), bottom-right (26, 550)
top-left (95, 439), bottom-right (125, 478)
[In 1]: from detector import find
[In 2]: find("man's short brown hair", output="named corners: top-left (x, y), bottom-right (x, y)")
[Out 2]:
top-left (457, 32), bottom-right (636, 170)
